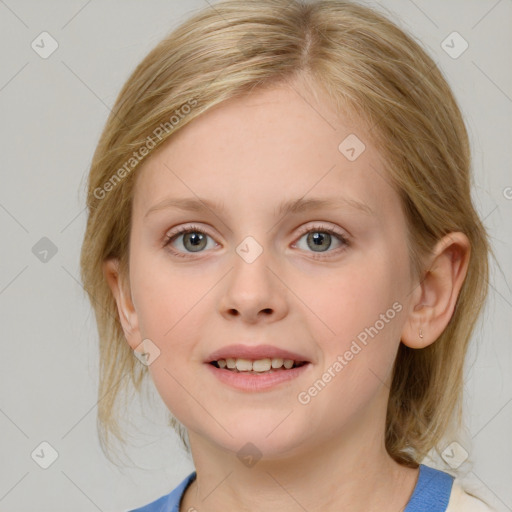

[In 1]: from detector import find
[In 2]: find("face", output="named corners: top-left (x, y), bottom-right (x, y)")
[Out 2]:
top-left (112, 81), bottom-right (418, 459)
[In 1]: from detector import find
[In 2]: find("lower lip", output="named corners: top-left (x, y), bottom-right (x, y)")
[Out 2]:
top-left (205, 363), bottom-right (311, 391)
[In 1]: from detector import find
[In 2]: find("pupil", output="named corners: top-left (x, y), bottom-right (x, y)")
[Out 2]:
top-left (308, 232), bottom-right (331, 252)
top-left (185, 232), bottom-right (206, 252)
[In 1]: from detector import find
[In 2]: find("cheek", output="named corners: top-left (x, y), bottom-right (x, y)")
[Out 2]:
top-left (131, 247), bottom-right (206, 337)
top-left (292, 255), bottom-right (406, 428)
top-left (132, 278), bottom-right (204, 422)
top-left (129, 251), bottom-right (216, 406)
top-left (301, 252), bottom-right (403, 337)
top-left (303, 245), bottom-right (407, 377)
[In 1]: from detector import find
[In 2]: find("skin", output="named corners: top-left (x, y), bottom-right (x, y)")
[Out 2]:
top-left (104, 77), bottom-right (470, 512)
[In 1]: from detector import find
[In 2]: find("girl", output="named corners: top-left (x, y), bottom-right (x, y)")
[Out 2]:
top-left (80, 0), bottom-right (496, 510)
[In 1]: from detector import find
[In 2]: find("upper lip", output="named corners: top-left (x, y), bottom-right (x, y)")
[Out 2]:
top-left (206, 344), bottom-right (311, 363)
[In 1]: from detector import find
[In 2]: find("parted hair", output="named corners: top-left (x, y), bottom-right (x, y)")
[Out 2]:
top-left (80, 0), bottom-right (492, 471)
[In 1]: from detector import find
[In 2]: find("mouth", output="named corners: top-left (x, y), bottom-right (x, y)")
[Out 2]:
top-left (204, 344), bottom-right (312, 391)
top-left (208, 357), bottom-right (309, 374)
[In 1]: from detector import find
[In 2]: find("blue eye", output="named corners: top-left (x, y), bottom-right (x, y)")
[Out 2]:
top-left (163, 223), bottom-right (350, 259)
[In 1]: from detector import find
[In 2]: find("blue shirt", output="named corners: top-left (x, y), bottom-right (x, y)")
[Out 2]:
top-left (127, 463), bottom-right (454, 512)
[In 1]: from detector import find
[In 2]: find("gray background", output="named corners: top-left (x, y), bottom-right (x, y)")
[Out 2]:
top-left (0, 0), bottom-right (510, 510)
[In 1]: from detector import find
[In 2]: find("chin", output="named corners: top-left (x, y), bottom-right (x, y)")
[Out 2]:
top-left (202, 420), bottom-right (308, 460)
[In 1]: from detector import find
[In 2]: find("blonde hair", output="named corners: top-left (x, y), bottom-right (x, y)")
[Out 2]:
top-left (80, 0), bottom-right (493, 472)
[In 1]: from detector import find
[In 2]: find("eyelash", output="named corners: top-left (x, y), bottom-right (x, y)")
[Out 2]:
top-left (163, 223), bottom-right (350, 260)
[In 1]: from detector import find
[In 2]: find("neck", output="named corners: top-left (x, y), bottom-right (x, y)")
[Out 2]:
top-left (180, 411), bottom-right (419, 512)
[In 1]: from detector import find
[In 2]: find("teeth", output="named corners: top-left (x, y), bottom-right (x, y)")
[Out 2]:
top-left (235, 358), bottom-right (253, 371)
top-left (252, 358), bottom-right (272, 372)
top-left (214, 357), bottom-right (300, 372)
top-left (271, 357), bottom-right (284, 368)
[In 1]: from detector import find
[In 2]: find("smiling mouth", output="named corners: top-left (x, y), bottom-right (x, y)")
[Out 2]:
top-left (209, 358), bottom-right (309, 374)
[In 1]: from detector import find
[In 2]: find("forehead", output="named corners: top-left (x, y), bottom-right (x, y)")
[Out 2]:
top-left (133, 82), bottom-right (397, 220)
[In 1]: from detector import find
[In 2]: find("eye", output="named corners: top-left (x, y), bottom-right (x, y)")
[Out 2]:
top-left (163, 224), bottom-right (217, 258)
top-left (163, 223), bottom-right (350, 259)
top-left (293, 223), bottom-right (350, 258)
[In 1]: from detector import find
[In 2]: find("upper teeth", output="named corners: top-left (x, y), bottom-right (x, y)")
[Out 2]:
top-left (216, 357), bottom-right (297, 372)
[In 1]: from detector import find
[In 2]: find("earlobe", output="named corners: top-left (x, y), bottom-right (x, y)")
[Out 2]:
top-left (102, 258), bottom-right (141, 351)
top-left (400, 232), bottom-right (471, 349)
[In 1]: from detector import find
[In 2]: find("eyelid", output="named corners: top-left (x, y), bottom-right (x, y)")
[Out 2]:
top-left (165, 222), bottom-right (349, 242)
top-left (294, 222), bottom-right (350, 241)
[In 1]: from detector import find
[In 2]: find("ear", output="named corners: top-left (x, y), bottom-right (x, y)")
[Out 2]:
top-left (102, 258), bottom-right (142, 353)
top-left (401, 232), bottom-right (471, 349)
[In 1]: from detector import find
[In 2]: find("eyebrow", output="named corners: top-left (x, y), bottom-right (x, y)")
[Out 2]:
top-left (144, 195), bottom-right (374, 219)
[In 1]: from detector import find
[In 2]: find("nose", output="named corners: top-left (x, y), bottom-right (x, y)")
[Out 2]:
top-left (218, 246), bottom-right (288, 324)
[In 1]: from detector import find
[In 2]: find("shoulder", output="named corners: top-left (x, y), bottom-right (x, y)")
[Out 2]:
top-left (446, 480), bottom-right (496, 512)
top-left (126, 471), bottom-right (197, 512)
top-left (404, 464), bottom-right (496, 512)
